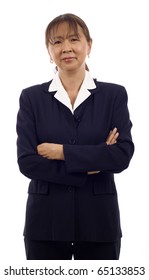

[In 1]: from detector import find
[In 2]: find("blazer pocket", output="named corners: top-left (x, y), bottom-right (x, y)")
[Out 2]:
top-left (28, 180), bottom-right (50, 195)
top-left (93, 172), bottom-right (117, 195)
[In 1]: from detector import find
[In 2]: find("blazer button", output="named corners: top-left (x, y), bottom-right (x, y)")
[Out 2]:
top-left (75, 115), bottom-right (80, 122)
top-left (68, 186), bottom-right (73, 192)
top-left (69, 139), bottom-right (76, 144)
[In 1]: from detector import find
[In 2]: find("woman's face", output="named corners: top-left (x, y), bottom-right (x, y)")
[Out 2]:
top-left (47, 22), bottom-right (92, 73)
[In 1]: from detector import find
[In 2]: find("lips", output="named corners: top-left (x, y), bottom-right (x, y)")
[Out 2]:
top-left (62, 57), bottom-right (76, 61)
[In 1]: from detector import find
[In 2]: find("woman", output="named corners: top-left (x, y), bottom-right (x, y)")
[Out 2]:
top-left (16, 13), bottom-right (134, 260)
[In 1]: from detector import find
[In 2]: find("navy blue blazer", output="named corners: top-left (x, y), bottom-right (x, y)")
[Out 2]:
top-left (16, 79), bottom-right (134, 242)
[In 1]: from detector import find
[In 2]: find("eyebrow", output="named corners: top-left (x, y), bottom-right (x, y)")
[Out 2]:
top-left (52, 36), bottom-right (63, 40)
top-left (51, 33), bottom-right (80, 40)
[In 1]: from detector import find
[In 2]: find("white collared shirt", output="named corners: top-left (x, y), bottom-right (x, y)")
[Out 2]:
top-left (48, 71), bottom-right (96, 113)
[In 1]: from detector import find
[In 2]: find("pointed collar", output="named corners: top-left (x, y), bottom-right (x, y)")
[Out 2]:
top-left (48, 71), bottom-right (96, 113)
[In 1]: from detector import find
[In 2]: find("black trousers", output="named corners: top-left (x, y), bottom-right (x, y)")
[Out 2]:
top-left (24, 238), bottom-right (121, 260)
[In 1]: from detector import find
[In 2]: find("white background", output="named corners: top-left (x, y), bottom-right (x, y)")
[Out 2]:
top-left (0, 0), bottom-right (149, 265)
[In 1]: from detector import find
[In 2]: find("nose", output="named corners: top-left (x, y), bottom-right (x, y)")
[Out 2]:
top-left (62, 40), bottom-right (72, 53)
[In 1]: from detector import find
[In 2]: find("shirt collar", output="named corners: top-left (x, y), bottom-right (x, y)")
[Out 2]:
top-left (48, 71), bottom-right (96, 113)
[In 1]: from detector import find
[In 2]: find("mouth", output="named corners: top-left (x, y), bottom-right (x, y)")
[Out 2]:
top-left (62, 57), bottom-right (76, 62)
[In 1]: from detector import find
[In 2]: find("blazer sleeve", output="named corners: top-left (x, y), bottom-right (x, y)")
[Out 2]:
top-left (63, 86), bottom-right (134, 173)
top-left (16, 90), bottom-right (86, 186)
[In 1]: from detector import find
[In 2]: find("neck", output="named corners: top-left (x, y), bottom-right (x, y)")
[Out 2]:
top-left (58, 68), bottom-right (86, 107)
top-left (59, 69), bottom-right (86, 91)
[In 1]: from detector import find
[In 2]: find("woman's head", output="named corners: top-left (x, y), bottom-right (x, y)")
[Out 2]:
top-left (45, 13), bottom-right (92, 72)
top-left (45, 13), bottom-right (92, 48)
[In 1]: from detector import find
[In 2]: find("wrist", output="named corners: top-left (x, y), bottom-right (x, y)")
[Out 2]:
top-left (59, 144), bottom-right (64, 160)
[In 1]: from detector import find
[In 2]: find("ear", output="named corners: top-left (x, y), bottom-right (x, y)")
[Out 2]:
top-left (87, 40), bottom-right (92, 56)
top-left (47, 47), bottom-right (54, 63)
top-left (47, 47), bottom-right (51, 57)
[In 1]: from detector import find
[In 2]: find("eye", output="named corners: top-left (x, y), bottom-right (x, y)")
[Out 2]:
top-left (53, 40), bottom-right (62, 45)
top-left (71, 37), bottom-right (80, 42)
top-left (49, 39), bottom-right (62, 45)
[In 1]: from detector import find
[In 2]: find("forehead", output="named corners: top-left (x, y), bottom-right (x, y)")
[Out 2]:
top-left (50, 22), bottom-right (83, 38)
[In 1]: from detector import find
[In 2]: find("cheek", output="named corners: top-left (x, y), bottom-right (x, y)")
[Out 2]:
top-left (48, 46), bottom-right (56, 59)
top-left (78, 44), bottom-right (89, 56)
top-left (50, 49), bottom-right (60, 60)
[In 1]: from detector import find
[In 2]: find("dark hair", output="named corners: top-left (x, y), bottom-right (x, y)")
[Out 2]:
top-left (45, 13), bottom-right (92, 48)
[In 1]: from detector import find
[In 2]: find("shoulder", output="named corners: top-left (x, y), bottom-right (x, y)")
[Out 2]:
top-left (19, 81), bottom-right (53, 107)
top-left (21, 81), bottom-right (52, 96)
top-left (93, 79), bottom-right (128, 100)
top-left (95, 79), bottom-right (126, 92)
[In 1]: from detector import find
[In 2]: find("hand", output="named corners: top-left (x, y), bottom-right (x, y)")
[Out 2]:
top-left (106, 127), bottom-right (119, 145)
top-left (88, 128), bottom-right (119, 175)
top-left (37, 143), bottom-right (64, 160)
top-left (88, 171), bottom-right (100, 175)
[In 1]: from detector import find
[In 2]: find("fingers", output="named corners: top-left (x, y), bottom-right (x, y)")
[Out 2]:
top-left (106, 128), bottom-right (119, 145)
top-left (88, 171), bottom-right (100, 175)
top-left (37, 143), bottom-right (64, 160)
top-left (37, 143), bottom-right (49, 157)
